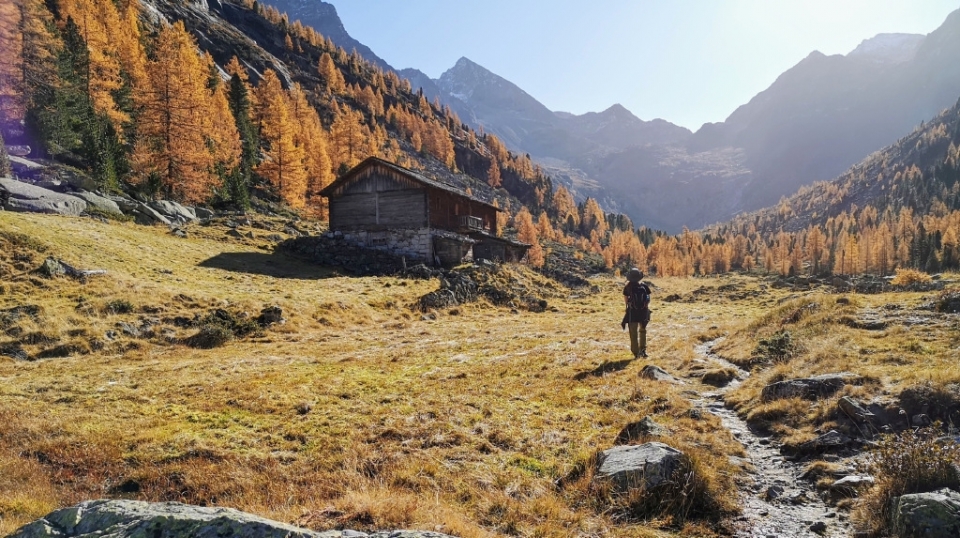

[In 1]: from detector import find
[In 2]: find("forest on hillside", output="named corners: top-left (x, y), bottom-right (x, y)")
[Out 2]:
top-left (3, 0), bottom-right (960, 278)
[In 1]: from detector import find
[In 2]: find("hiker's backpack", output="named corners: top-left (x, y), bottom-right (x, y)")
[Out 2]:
top-left (629, 283), bottom-right (650, 311)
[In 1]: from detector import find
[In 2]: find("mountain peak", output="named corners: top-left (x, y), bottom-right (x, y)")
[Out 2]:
top-left (454, 56), bottom-right (479, 68)
top-left (256, 0), bottom-right (392, 70)
top-left (848, 33), bottom-right (924, 63)
top-left (604, 103), bottom-right (630, 114)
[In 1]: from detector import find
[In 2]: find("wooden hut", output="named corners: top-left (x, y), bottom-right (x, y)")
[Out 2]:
top-left (320, 157), bottom-right (529, 267)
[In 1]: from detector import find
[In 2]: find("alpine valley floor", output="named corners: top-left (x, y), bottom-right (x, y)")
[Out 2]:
top-left (2, 211), bottom-right (959, 537)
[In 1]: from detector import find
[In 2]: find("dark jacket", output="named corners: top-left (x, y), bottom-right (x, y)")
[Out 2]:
top-left (622, 281), bottom-right (651, 325)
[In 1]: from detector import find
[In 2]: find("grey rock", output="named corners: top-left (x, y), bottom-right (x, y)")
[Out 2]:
top-left (73, 191), bottom-right (122, 215)
top-left (148, 200), bottom-right (197, 224)
top-left (596, 442), bottom-right (684, 493)
top-left (0, 177), bottom-right (87, 216)
top-left (9, 155), bottom-right (44, 170)
top-left (257, 306), bottom-right (283, 326)
top-left (614, 416), bottom-right (668, 444)
top-left (35, 178), bottom-right (63, 191)
top-left (9, 499), bottom-right (332, 538)
top-left (795, 430), bottom-right (851, 455)
top-left (640, 365), bottom-right (683, 384)
top-left (810, 521), bottom-right (828, 534)
top-left (227, 228), bottom-right (244, 238)
top-left (829, 475), bottom-right (875, 497)
top-left (838, 396), bottom-right (876, 423)
top-left (194, 206), bottom-right (215, 219)
top-left (893, 488), bottom-right (960, 538)
top-left (117, 322), bottom-right (140, 338)
top-left (131, 203), bottom-right (172, 226)
top-left (39, 257), bottom-right (66, 278)
top-left (9, 499), bottom-right (459, 538)
top-left (52, 165), bottom-right (97, 191)
top-left (912, 414), bottom-right (932, 427)
top-left (764, 484), bottom-right (785, 501)
top-left (761, 373), bottom-right (861, 401)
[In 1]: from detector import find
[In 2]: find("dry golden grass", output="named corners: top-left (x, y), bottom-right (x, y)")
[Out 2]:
top-left (11, 212), bottom-right (946, 536)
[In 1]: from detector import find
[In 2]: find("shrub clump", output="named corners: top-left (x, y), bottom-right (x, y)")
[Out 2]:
top-left (184, 324), bottom-right (234, 349)
top-left (889, 268), bottom-right (932, 287)
top-left (182, 309), bottom-right (261, 349)
top-left (103, 299), bottom-right (135, 315)
top-left (753, 330), bottom-right (796, 363)
top-left (854, 427), bottom-right (960, 536)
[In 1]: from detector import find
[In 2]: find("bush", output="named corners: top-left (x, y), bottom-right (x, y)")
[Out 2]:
top-left (889, 268), bottom-right (932, 287)
top-left (200, 309), bottom-right (260, 337)
top-left (103, 299), bottom-right (134, 315)
top-left (753, 330), bottom-right (796, 363)
top-left (183, 324), bottom-right (234, 349)
top-left (854, 427), bottom-right (960, 536)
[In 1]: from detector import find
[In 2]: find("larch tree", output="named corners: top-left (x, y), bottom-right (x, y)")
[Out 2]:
top-left (287, 83), bottom-right (332, 213)
top-left (207, 78), bottom-right (242, 192)
top-left (255, 68), bottom-right (307, 207)
top-left (5, 0), bottom-right (58, 128)
top-left (317, 52), bottom-right (344, 94)
top-left (57, 0), bottom-right (126, 127)
top-left (536, 211), bottom-right (554, 242)
top-left (132, 21), bottom-right (217, 203)
top-left (552, 185), bottom-right (579, 231)
top-left (329, 103), bottom-right (368, 174)
top-left (580, 197), bottom-right (608, 237)
top-left (487, 157), bottom-right (502, 188)
top-left (0, 1), bottom-right (21, 124)
top-left (515, 206), bottom-right (544, 268)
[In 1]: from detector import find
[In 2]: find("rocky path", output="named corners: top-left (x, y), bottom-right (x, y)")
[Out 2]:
top-left (692, 341), bottom-right (853, 538)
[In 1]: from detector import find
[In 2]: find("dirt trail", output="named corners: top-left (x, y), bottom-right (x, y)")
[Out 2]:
top-left (692, 341), bottom-right (854, 538)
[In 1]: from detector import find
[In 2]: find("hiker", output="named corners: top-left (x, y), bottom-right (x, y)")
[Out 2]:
top-left (621, 267), bottom-right (651, 358)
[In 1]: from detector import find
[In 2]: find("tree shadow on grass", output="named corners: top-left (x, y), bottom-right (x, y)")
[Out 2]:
top-left (573, 359), bottom-right (635, 380)
top-left (198, 252), bottom-right (339, 280)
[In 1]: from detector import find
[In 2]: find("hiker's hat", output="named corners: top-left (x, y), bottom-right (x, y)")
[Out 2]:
top-left (627, 267), bottom-right (643, 282)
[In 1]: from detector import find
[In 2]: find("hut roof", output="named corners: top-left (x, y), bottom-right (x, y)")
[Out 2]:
top-left (319, 157), bottom-right (500, 212)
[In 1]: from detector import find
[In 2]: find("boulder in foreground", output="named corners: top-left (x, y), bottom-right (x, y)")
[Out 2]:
top-left (892, 488), bottom-right (960, 538)
top-left (11, 499), bottom-right (457, 538)
top-left (0, 177), bottom-right (87, 216)
top-left (596, 442), bottom-right (684, 494)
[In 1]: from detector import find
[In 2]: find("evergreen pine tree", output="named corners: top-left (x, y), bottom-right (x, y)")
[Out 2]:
top-left (0, 131), bottom-right (11, 177)
top-left (226, 73), bottom-right (257, 208)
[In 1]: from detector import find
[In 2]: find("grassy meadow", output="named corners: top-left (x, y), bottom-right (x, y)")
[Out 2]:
top-left (1, 211), bottom-right (959, 537)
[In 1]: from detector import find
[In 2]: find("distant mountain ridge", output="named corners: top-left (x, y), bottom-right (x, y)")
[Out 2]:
top-left (848, 33), bottom-right (924, 63)
top-left (254, 0), bottom-right (960, 233)
top-left (419, 10), bottom-right (960, 231)
top-left (255, 0), bottom-right (393, 71)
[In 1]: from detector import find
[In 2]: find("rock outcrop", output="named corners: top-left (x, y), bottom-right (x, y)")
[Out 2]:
top-left (10, 499), bottom-right (457, 538)
top-left (761, 373), bottom-right (861, 401)
top-left (72, 191), bottom-right (122, 215)
top-left (1, 177), bottom-right (87, 216)
top-left (595, 442), bottom-right (684, 494)
top-left (892, 488), bottom-right (960, 538)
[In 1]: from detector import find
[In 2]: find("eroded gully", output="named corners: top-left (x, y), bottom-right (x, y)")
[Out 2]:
top-left (692, 340), bottom-right (854, 538)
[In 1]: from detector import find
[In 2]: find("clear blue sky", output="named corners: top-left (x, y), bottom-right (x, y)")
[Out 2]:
top-left (333, 1), bottom-right (959, 131)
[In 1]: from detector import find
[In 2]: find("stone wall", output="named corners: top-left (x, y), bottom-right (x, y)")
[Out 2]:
top-left (281, 228), bottom-right (481, 275)
top-left (336, 228), bottom-right (434, 262)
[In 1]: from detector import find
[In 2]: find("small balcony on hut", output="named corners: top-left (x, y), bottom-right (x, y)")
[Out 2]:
top-left (456, 215), bottom-right (487, 233)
